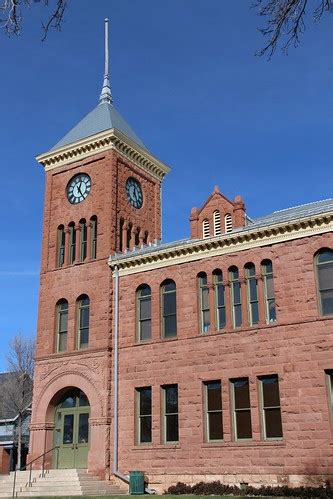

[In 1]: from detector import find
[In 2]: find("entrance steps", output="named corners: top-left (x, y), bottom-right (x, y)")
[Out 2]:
top-left (0, 469), bottom-right (128, 497)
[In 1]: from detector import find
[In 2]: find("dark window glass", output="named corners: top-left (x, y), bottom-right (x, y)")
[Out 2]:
top-left (229, 267), bottom-right (242, 328)
top-left (57, 226), bottom-right (65, 268)
top-left (198, 273), bottom-right (210, 333)
top-left (137, 387), bottom-right (152, 444)
top-left (80, 220), bottom-right (87, 262)
top-left (60, 396), bottom-right (76, 409)
top-left (213, 270), bottom-right (226, 330)
top-left (316, 250), bottom-right (333, 316)
top-left (260, 375), bottom-right (283, 439)
top-left (231, 378), bottom-right (252, 440)
top-left (262, 260), bottom-right (277, 323)
top-left (78, 295), bottom-right (90, 349)
top-left (68, 223), bottom-right (76, 265)
top-left (90, 216), bottom-right (97, 260)
top-left (56, 300), bottom-right (68, 352)
top-left (205, 381), bottom-right (223, 441)
top-left (78, 413), bottom-right (89, 443)
top-left (79, 392), bottom-right (89, 407)
top-left (162, 280), bottom-right (177, 338)
top-left (245, 264), bottom-right (259, 325)
top-left (63, 414), bottom-right (74, 444)
top-left (163, 385), bottom-right (179, 442)
top-left (137, 285), bottom-right (151, 342)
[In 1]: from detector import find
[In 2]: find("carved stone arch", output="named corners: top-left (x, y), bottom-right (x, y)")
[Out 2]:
top-left (34, 371), bottom-right (104, 424)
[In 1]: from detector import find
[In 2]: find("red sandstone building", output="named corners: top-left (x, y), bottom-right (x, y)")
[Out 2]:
top-left (29, 21), bottom-right (333, 491)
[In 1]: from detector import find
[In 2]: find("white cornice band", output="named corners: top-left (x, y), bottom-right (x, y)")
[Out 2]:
top-left (36, 129), bottom-right (171, 181)
top-left (109, 213), bottom-right (333, 276)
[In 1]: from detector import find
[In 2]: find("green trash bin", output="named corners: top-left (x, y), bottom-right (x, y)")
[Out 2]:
top-left (129, 470), bottom-right (145, 495)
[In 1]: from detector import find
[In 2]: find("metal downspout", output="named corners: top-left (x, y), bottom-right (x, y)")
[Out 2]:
top-left (112, 264), bottom-right (155, 494)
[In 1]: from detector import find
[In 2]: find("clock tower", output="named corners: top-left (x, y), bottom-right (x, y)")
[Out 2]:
top-left (29, 19), bottom-right (170, 476)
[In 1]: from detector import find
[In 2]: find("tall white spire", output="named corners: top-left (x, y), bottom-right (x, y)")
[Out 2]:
top-left (99, 18), bottom-right (113, 105)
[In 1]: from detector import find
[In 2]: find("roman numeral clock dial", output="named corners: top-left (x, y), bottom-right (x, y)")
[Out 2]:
top-left (67, 174), bottom-right (92, 204)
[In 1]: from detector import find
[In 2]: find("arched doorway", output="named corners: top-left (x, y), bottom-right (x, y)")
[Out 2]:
top-left (53, 389), bottom-right (90, 469)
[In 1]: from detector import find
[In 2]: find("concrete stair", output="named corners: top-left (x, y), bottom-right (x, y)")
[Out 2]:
top-left (0, 469), bottom-right (128, 497)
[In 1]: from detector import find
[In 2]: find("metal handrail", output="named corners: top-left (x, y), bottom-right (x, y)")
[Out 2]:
top-left (12, 446), bottom-right (59, 498)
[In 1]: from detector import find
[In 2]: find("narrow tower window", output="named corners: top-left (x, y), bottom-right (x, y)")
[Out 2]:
top-left (127, 223), bottom-right (133, 250)
top-left (161, 280), bottom-right (177, 338)
top-left (198, 272), bottom-right (210, 333)
top-left (213, 210), bottom-right (221, 236)
top-left (213, 270), bottom-right (226, 330)
top-left (90, 216), bottom-right (97, 260)
top-left (68, 222), bottom-right (76, 265)
top-left (245, 263), bottom-right (259, 325)
top-left (262, 260), bottom-right (277, 323)
top-left (225, 213), bottom-right (233, 233)
top-left (119, 218), bottom-right (124, 253)
top-left (229, 266), bottom-right (242, 328)
top-left (56, 299), bottom-right (68, 352)
top-left (136, 387), bottom-right (152, 444)
top-left (79, 219), bottom-right (87, 262)
top-left (202, 219), bottom-right (210, 239)
top-left (77, 295), bottom-right (90, 349)
top-left (57, 225), bottom-right (65, 268)
top-left (316, 249), bottom-right (333, 316)
top-left (137, 284), bottom-right (152, 342)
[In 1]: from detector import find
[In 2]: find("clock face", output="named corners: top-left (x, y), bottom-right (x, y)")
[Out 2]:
top-left (126, 177), bottom-right (143, 209)
top-left (67, 174), bottom-right (91, 204)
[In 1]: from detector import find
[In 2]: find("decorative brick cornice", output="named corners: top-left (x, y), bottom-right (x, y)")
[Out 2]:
top-left (109, 213), bottom-right (333, 276)
top-left (36, 129), bottom-right (171, 181)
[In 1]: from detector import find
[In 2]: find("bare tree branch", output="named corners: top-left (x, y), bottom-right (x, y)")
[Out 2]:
top-left (254, 0), bottom-right (333, 57)
top-left (0, 0), bottom-right (67, 39)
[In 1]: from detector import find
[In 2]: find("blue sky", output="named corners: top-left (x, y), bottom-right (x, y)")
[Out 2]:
top-left (0, 1), bottom-right (332, 370)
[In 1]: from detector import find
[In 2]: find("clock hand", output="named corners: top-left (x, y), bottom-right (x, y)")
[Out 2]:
top-left (77, 183), bottom-right (83, 197)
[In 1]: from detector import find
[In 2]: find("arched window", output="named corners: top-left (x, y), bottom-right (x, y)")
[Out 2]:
top-left (79, 219), bottom-right (87, 262)
top-left (137, 284), bottom-right (152, 342)
top-left (135, 227), bottom-right (140, 247)
top-left (213, 210), bottom-right (221, 236)
top-left (77, 295), bottom-right (90, 349)
top-left (119, 218), bottom-right (124, 252)
top-left (245, 263), bottom-right (259, 326)
top-left (56, 299), bottom-right (68, 352)
top-left (225, 214), bottom-right (233, 233)
top-left (198, 272), bottom-right (210, 333)
top-left (202, 219), bottom-right (210, 239)
top-left (262, 259), bottom-right (277, 323)
top-left (68, 222), bottom-right (76, 265)
top-left (213, 269), bottom-right (225, 330)
top-left (316, 249), bottom-right (333, 316)
top-left (127, 223), bottom-right (133, 250)
top-left (57, 225), bottom-right (65, 268)
top-left (161, 280), bottom-right (177, 338)
top-left (143, 231), bottom-right (149, 245)
top-left (229, 266), bottom-right (242, 328)
top-left (90, 216), bottom-right (97, 260)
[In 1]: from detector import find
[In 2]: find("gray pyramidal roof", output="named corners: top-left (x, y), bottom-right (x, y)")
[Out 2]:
top-left (52, 101), bottom-right (147, 151)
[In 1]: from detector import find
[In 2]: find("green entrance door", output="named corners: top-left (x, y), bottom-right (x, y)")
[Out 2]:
top-left (54, 390), bottom-right (90, 469)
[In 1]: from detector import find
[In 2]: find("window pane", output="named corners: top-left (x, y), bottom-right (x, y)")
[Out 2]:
top-left (140, 388), bottom-right (151, 416)
top-left (262, 376), bottom-right (280, 407)
top-left (236, 410), bottom-right (252, 439)
top-left (318, 265), bottom-right (333, 290)
top-left (200, 274), bottom-right (208, 285)
top-left (61, 396), bottom-right (76, 408)
top-left (164, 292), bottom-right (176, 315)
top-left (80, 328), bottom-right (89, 347)
top-left (164, 314), bottom-right (177, 337)
top-left (218, 308), bottom-right (226, 329)
top-left (234, 379), bottom-right (250, 409)
top-left (265, 275), bottom-right (274, 299)
top-left (80, 307), bottom-right (89, 328)
top-left (166, 414), bottom-right (179, 442)
top-left (246, 265), bottom-right (255, 277)
top-left (230, 268), bottom-right (239, 280)
top-left (249, 279), bottom-right (257, 300)
top-left (63, 414), bottom-right (74, 444)
top-left (263, 261), bottom-right (272, 274)
top-left (140, 320), bottom-right (151, 341)
top-left (208, 412), bottom-right (223, 440)
top-left (202, 310), bottom-right (210, 331)
top-left (317, 250), bottom-right (333, 264)
top-left (78, 413), bottom-right (89, 443)
top-left (265, 408), bottom-right (283, 438)
top-left (79, 392), bottom-right (89, 407)
top-left (217, 285), bottom-right (225, 307)
top-left (234, 304), bottom-right (242, 327)
top-left (139, 285), bottom-right (151, 297)
top-left (164, 281), bottom-right (176, 292)
top-left (58, 332), bottom-right (67, 352)
top-left (251, 302), bottom-right (259, 324)
top-left (140, 416), bottom-right (152, 443)
top-left (59, 311), bottom-right (68, 332)
top-left (202, 288), bottom-right (209, 309)
top-left (165, 386), bottom-right (178, 413)
top-left (233, 282), bottom-right (241, 303)
top-left (268, 300), bottom-right (277, 321)
top-left (140, 298), bottom-right (151, 320)
top-left (214, 271), bottom-right (223, 283)
top-left (207, 382), bottom-right (222, 411)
